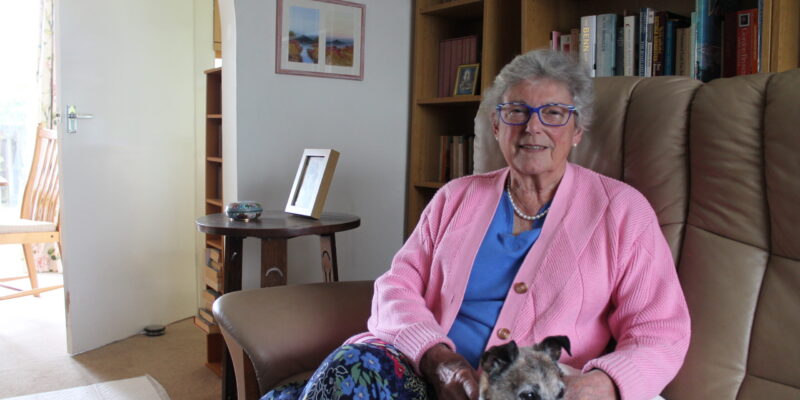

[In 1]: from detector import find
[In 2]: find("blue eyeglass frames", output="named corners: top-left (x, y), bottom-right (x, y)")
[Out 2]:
top-left (495, 102), bottom-right (577, 127)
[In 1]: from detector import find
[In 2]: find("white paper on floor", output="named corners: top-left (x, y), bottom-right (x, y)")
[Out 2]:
top-left (2, 375), bottom-right (170, 400)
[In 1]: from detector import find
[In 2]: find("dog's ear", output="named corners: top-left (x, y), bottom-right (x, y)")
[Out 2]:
top-left (480, 340), bottom-right (519, 378)
top-left (536, 335), bottom-right (572, 362)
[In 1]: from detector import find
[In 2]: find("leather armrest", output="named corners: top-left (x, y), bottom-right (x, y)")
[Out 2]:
top-left (212, 281), bottom-right (374, 397)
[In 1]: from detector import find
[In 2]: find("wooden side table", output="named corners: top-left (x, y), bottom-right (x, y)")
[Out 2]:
top-left (195, 210), bottom-right (361, 400)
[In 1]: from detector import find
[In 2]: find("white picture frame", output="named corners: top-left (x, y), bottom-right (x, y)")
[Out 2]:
top-left (285, 149), bottom-right (340, 219)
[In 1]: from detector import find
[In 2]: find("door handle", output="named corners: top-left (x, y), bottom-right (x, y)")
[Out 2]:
top-left (66, 105), bottom-right (94, 134)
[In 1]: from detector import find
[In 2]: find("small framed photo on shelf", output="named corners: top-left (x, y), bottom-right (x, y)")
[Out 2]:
top-left (453, 63), bottom-right (480, 96)
top-left (276, 0), bottom-right (366, 80)
top-left (285, 149), bottom-right (340, 219)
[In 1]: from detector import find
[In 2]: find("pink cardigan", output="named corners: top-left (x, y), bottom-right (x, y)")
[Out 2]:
top-left (348, 163), bottom-right (690, 400)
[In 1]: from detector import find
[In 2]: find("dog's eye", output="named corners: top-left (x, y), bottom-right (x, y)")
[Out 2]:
top-left (557, 387), bottom-right (564, 399)
top-left (518, 392), bottom-right (540, 400)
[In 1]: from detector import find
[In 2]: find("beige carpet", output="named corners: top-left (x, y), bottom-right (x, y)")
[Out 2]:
top-left (0, 280), bottom-right (219, 400)
top-left (3, 375), bottom-right (170, 400)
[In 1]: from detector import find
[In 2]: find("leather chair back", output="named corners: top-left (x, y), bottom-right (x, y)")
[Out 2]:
top-left (473, 69), bottom-right (800, 399)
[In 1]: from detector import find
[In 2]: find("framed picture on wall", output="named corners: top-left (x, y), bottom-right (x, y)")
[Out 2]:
top-left (285, 149), bottom-right (340, 219)
top-left (276, 0), bottom-right (365, 80)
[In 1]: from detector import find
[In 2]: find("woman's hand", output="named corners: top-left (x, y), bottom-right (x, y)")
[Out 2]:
top-left (419, 344), bottom-right (479, 400)
top-left (561, 366), bottom-right (618, 400)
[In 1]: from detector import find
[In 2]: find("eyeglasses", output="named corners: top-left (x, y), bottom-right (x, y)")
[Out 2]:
top-left (496, 102), bottom-right (577, 127)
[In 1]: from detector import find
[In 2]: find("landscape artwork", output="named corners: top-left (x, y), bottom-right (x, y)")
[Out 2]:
top-left (288, 6), bottom-right (320, 64)
top-left (277, 0), bottom-right (365, 80)
top-left (324, 9), bottom-right (356, 67)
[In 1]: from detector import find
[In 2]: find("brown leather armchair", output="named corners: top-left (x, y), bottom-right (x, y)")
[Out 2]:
top-left (213, 68), bottom-right (800, 400)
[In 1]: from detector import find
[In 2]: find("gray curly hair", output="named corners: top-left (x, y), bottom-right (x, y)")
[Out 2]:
top-left (482, 49), bottom-right (594, 131)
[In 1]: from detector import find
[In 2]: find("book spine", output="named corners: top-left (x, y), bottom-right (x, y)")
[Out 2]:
top-left (615, 24), bottom-right (624, 75)
top-left (596, 14), bottom-right (618, 77)
top-left (664, 20), bottom-right (676, 75)
top-left (439, 40), bottom-right (446, 97)
top-left (580, 15), bottom-right (597, 77)
top-left (624, 15), bottom-right (638, 76)
top-left (560, 34), bottom-right (572, 54)
top-left (736, 9), bottom-right (758, 75)
top-left (446, 39), bottom-right (456, 96)
top-left (551, 31), bottom-right (561, 51)
top-left (689, 11), bottom-right (697, 78)
top-left (695, 0), bottom-right (722, 81)
top-left (653, 11), bottom-right (666, 75)
top-left (676, 27), bottom-right (687, 76)
top-left (570, 28), bottom-right (580, 61)
top-left (645, 8), bottom-right (655, 77)
top-left (638, 8), bottom-right (648, 76)
top-left (467, 35), bottom-right (478, 64)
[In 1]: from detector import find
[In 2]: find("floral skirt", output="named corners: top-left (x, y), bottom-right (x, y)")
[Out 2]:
top-left (260, 340), bottom-right (430, 400)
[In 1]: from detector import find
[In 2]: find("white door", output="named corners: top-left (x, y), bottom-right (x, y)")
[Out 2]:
top-left (56, 0), bottom-right (197, 354)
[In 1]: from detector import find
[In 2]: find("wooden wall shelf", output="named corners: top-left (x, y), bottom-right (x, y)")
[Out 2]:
top-left (198, 67), bottom-right (224, 376)
top-left (405, 0), bottom-right (798, 236)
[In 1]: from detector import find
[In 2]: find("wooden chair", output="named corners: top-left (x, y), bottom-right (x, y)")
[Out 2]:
top-left (0, 123), bottom-right (62, 300)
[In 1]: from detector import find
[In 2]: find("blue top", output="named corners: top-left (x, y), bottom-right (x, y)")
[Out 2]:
top-left (446, 192), bottom-right (547, 368)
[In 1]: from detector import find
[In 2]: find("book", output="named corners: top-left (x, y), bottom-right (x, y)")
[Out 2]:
top-left (560, 34), bottom-right (572, 54)
top-left (580, 15), bottom-right (597, 77)
top-left (695, 0), bottom-right (722, 81)
top-left (675, 27), bottom-right (691, 76)
top-left (615, 24), bottom-right (625, 75)
top-left (193, 315), bottom-right (220, 334)
top-left (623, 15), bottom-right (638, 76)
top-left (690, 11), bottom-right (697, 78)
top-left (439, 135), bottom-right (450, 182)
top-left (653, 11), bottom-right (667, 75)
top-left (204, 264), bottom-right (222, 292)
top-left (438, 36), bottom-right (478, 97)
top-left (664, 14), bottom-right (689, 75)
top-left (736, 9), bottom-right (758, 75)
top-left (665, 19), bottom-right (676, 75)
top-left (206, 247), bottom-right (221, 263)
top-left (570, 28), bottom-right (580, 61)
top-left (199, 307), bottom-right (215, 324)
top-left (596, 14), bottom-right (619, 77)
top-left (639, 8), bottom-right (655, 76)
top-left (551, 31), bottom-right (562, 51)
top-left (201, 288), bottom-right (219, 311)
top-left (439, 40), bottom-right (447, 97)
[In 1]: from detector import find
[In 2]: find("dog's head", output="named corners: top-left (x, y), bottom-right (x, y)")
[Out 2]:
top-left (478, 336), bottom-right (571, 400)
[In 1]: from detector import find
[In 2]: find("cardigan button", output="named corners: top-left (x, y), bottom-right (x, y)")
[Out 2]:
top-left (514, 282), bottom-right (528, 294)
top-left (497, 328), bottom-right (511, 340)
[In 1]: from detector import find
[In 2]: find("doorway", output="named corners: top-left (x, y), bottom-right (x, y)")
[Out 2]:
top-left (0, 1), bottom-right (62, 297)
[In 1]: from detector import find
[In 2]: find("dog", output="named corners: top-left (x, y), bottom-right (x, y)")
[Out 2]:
top-left (478, 336), bottom-right (572, 400)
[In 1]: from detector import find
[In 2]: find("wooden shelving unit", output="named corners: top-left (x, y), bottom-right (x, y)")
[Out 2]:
top-left (195, 67), bottom-right (224, 376)
top-left (405, 0), bottom-right (798, 236)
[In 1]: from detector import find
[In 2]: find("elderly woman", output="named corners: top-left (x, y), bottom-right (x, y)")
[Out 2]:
top-left (263, 49), bottom-right (690, 400)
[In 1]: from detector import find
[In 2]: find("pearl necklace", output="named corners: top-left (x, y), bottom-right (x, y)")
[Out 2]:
top-left (506, 181), bottom-right (550, 221)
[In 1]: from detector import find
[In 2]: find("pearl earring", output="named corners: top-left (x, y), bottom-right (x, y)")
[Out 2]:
top-left (572, 143), bottom-right (577, 148)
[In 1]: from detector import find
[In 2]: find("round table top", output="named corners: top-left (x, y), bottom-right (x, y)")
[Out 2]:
top-left (196, 211), bottom-right (360, 238)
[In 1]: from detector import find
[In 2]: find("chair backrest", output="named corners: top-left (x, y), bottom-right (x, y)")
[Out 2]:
top-left (20, 123), bottom-right (60, 225)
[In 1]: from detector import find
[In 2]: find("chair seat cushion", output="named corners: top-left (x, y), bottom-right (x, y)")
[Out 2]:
top-left (0, 218), bottom-right (57, 233)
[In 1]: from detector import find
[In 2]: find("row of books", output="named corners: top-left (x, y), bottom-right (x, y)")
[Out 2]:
top-left (195, 247), bottom-right (223, 334)
top-left (439, 135), bottom-right (474, 182)
top-left (554, 3), bottom-right (761, 81)
top-left (438, 35), bottom-right (479, 97)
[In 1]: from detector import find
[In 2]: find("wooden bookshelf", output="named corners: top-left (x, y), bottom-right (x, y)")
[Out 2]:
top-left (198, 67), bottom-right (224, 376)
top-left (405, 0), bottom-right (798, 236)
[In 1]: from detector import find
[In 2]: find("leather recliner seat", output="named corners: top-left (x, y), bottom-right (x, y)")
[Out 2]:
top-left (214, 68), bottom-right (800, 400)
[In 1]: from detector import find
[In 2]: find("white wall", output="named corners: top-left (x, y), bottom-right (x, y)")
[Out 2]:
top-left (222, 0), bottom-right (412, 285)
